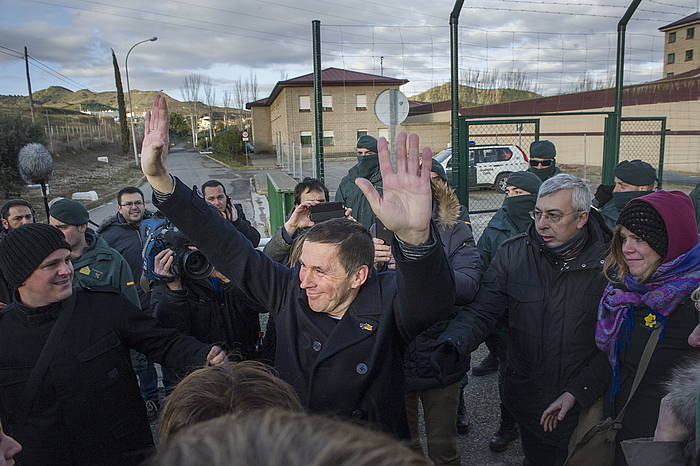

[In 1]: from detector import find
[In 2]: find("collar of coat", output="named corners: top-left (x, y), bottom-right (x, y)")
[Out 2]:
top-left (431, 178), bottom-right (461, 230)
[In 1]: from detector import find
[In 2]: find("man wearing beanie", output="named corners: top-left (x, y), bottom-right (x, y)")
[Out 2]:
top-left (595, 159), bottom-right (657, 230)
top-left (452, 174), bottom-right (612, 465)
top-left (335, 135), bottom-right (382, 228)
top-left (472, 170), bottom-right (542, 452)
top-left (0, 223), bottom-right (224, 465)
top-left (49, 198), bottom-right (140, 308)
top-left (528, 140), bottom-right (561, 182)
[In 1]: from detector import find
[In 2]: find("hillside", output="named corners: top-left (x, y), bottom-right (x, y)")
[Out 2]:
top-left (0, 86), bottom-right (247, 118)
top-left (410, 82), bottom-right (541, 108)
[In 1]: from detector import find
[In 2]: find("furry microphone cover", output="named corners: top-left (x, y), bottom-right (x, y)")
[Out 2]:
top-left (18, 143), bottom-right (54, 184)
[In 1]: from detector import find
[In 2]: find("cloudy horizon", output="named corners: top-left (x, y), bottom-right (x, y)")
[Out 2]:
top-left (1, 0), bottom-right (696, 106)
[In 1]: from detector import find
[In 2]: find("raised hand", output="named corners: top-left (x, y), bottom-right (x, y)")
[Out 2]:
top-left (141, 95), bottom-right (174, 193)
top-left (355, 133), bottom-right (432, 245)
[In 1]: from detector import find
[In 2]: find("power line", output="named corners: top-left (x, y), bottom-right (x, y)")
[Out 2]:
top-left (460, 5), bottom-right (670, 21)
top-left (491, 0), bottom-right (678, 16)
top-left (0, 47), bottom-right (87, 90)
top-left (0, 45), bottom-right (90, 89)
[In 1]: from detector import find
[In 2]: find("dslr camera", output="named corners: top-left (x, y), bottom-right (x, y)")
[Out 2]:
top-left (142, 218), bottom-right (214, 281)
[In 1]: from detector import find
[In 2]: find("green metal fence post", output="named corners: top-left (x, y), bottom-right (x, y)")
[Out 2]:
top-left (312, 20), bottom-right (325, 182)
top-left (658, 117), bottom-right (667, 189)
top-left (450, 0), bottom-right (465, 205)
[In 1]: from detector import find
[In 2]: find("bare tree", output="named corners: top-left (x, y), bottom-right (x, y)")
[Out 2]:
top-left (202, 77), bottom-right (215, 144)
top-left (221, 89), bottom-right (231, 128)
top-left (246, 71), bottom-right (258, 102)
top-left (566, 72), bottom-right (614, 94)
top-left (181, 73), bottom-right (202, 147)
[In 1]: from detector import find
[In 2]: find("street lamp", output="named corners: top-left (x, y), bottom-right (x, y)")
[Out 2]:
top-left (125, 36), bottom-right (157, 164)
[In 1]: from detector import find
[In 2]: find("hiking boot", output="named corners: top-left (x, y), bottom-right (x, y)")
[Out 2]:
top-left (146, 399), bottom-right (160, 423)
top-left (471, 352), bottom-right (499, 376)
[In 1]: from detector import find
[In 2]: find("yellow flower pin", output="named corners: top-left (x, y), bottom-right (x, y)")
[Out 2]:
top-left (644, 313), bottom-right (657, 328)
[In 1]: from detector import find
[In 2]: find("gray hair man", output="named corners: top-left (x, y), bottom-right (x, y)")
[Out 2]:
top-left (451, 174), bottom-right (612, 465)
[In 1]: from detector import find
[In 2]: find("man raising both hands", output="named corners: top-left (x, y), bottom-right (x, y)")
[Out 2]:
top-left (139, 95), bottom-right (455, 438)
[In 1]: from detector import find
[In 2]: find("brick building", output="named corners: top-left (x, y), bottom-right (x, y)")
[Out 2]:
top-left (660, 12), bottom-right (699, 78)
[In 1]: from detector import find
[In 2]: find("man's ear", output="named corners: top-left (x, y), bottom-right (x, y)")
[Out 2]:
top-left (1, 218), bottom-right (7, 230)
top-left (576, 210), bottom-right (589, 230)
top-left (350, 265), bottom-right (369, 289)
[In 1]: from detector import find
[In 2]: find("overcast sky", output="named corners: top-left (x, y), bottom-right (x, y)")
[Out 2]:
top-left (0, 0), bottom-right (696, 105)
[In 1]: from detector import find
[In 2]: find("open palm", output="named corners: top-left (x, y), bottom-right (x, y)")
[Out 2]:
top-left (140, 95), bottom-right (170, 180)
top-left (355, 133), bottom-right (432, 245)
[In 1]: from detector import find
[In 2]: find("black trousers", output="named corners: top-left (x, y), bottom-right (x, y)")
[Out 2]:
top-left (519, 424), bottom-right (568, 466)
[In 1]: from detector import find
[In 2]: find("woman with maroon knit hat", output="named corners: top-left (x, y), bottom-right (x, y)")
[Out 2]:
top-left (591, 190), bottom-right (700, 465)
top-left (541, 190), bottom-right (700, 465)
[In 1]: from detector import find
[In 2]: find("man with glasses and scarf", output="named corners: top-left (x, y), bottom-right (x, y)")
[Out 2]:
top-left (528, 140), bottom-right (561, 182)
top-left (451, 174), bottom-right (611, 466)
top-left (335, 135), bottom-right (382, 229)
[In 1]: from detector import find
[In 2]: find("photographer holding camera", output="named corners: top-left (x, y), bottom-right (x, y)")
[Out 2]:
top-left (150, 241), bottom-right (264, 365)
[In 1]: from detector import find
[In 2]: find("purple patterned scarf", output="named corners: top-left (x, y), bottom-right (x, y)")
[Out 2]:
top-left (596, 238), bottom-right (700, 396)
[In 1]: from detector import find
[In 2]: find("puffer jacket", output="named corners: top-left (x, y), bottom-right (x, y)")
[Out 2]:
top-left (403, 179), bottom-right (481, 391)
top-left (449, 209), bottom-right (612, 447)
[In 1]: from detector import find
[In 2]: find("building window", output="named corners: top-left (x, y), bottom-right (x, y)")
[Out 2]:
top-left (356, 129), bottom-right (368, 140)
top-left (356, 94), bottom-right (367, 111)
top-left (322, 95), bottom-right (332, 112)
top-left (686, 49), bottom-right (694, 61)
top-left (299, 96), bottom-right (311, 112)
top-left (669, 32), bottom-right (676, 43)
top-left (667, 53), bottom-right (675, 64)
top-left (688, 27), bottom-right (695, 40)
top-left (300, 131), bottom-right (312, 146)
top-left (322, 130), bottom-right (334, 146)
top-left (667, 72), bottom-right (675, 78)
top-left (378, 128), bottom-right (389, 140)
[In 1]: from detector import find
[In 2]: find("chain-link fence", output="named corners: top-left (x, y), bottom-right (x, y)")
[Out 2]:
top-left (619, 117), bottom-right (665, 187)
top-left (275, 142), bottom-right (318, 181)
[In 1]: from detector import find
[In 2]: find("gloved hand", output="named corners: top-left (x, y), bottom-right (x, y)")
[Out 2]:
top-left (593, 184), bottom-right (614, 207)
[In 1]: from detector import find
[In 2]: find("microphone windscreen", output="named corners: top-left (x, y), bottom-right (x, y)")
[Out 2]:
top-left (18, 143), bottom-right (53, 184)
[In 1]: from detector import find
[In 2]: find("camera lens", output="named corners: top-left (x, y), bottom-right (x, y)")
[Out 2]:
top-left (181, 250), bottom-right (214, 280)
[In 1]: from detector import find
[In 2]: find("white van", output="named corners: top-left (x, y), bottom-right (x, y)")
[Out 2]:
top-left (434, 144), bottom-right (529, 192)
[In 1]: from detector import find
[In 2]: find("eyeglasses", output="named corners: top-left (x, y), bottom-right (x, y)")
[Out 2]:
top-left (120, 201), bottom-right (144, 207)
top-left (530, 159), bottom-right (553, 167)
top-left (529, 210), bottom-right (581, 224)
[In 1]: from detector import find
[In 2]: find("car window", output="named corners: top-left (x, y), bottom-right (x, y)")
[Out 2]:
top-left (497, 148), bottom-right (513, 161)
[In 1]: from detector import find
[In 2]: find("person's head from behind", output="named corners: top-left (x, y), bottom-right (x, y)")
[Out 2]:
top-left (533, 174), bottom-right (591, 248)
top-left (117, 187), bottom-right (145, 225)
top-left (605, 190), bottom-right (698, 283)
top-left (294, 178), bottom-right (329, 205)
top-left (0, 419), bottom-right (22, 466)
top-left (201, 180), bottom-right (229, 213)
top-left (151, 409), bottom-right (428, 466)
top-left (299, 218), bottom-right (373, 317)
top-left (0, 224), bottom-right (72, 307)
top-left (613, 160), bottom-right (656, 193)
top-left (159, 361), bottom-right (302, 445)
top-left (1, 200), bottom-right (34, 231)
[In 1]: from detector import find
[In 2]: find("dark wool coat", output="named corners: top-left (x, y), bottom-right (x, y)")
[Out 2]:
top-left (0, 287), bottom-right (211, 466)
top-left (450, 210), bottom-right (611, 447)
top-left (154, 178), bottom-right (455, 438)
top-left (403, 179), bottom-right (481, 391)
top-left (572, 297), bottom-right (699, 466)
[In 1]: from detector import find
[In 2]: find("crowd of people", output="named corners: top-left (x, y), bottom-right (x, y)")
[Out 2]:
top-left (1, 94), bottom-right (700, 466)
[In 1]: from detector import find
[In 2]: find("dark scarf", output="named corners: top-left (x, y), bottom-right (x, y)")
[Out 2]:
top-left (612, 190), bottom-right (652, 212)
top-left (529, 162), bottom-right (557, 182)
top-left (596, 237), bottom-right (700, 397)
top-left (356, 154), bottom-right (380, 179)
top-left (503, 194), bottom-right (537, 233)
top-left (540, 226), bottom-right (589, 263)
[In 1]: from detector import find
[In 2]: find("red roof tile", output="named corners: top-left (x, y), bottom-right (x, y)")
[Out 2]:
top-left (659, 12), bottom-right (700, 31)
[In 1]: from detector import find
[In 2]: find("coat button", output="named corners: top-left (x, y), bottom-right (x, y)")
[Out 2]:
top-left (352, 409), bottom-right (364, 418)
top-left (356, 363), bottom-right (368, 375)
top-left (312, 341), bottom-right (322, 352)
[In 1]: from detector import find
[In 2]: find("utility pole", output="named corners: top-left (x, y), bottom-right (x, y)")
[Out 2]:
top-left (24, 46), bottom-right (35, 123)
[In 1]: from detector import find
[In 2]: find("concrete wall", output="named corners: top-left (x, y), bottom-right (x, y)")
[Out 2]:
top-left (251, 106), bottom-right (272, 152)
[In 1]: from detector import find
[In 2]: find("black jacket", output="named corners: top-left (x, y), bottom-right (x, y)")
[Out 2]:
top-left (0, 287), bottom-right (212, 466)
top-left (402, 180), bottom-right (481, 391)
top-left (151, 277), bottom-right (263, 360)
top-left (153, 178), bottom-right (455, 438)
top-left (477, 206), bottom-right (520, 270)
top-left (98, 211), bottom-right (152, 287)
top-left (453, 210), bottom-right (612, 446)
top-left (571, 297), bottom-right (699, 466)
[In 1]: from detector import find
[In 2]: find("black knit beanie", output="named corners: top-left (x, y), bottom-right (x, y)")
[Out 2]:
top-left (0, 223), bottom-right (70, 288)
top-left (617, 200), bottom-right (668, 259)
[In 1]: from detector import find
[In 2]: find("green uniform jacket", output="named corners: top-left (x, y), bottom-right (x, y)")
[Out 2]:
top-left (72, 229), bottom-right (141, 309)
top-left (476, 207), bottom-right (520, 271)
top-left (335, 164), bottom-right (382, 229)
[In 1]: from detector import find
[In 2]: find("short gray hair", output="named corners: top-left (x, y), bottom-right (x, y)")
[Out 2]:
top-left (538, 174), bottom-right (592, 212)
